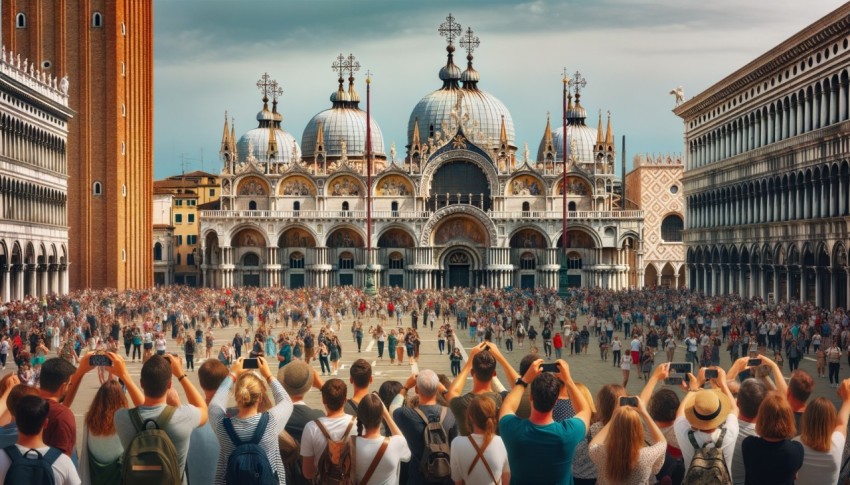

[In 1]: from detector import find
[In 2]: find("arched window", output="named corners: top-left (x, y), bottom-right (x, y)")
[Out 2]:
top-left (92, 181), bottom-right (103, 196)
top-left (568, 201), bottom-right (577, 211)
top-left (339, 252), bottom-right (354, 270)
top-left (342, 201), bottom-right (350, 211)
top-left (661, 214), bottom-right (684, 242)
top-left (520, 252), bottom-right (536, 270)
top-left (16, 13), bottom-right (26, 29)
top-left (243, 253), bottom-right (260, 266)
top-left (391, 201), bottom-right (399, 217)
top-left (567, 252), bottom-right (582, 269)
top-left (289, 252), bottom-right (304, 269)
top-left (248, 200), bottom-right (257, 210)
top-left (522, 201), bottom-right (530, 212)
top-left (389, 252), bottom-right (404, 269)
top-left (92, 12), bottom-right (103, 28)
top-left (153, 243), bottom-right (162, 261)
top-left (293, 201), bottom-right (300, 214)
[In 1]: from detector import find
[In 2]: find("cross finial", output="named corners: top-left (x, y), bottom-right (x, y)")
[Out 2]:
top-left (344, 53), bottom-right (360, 79)
top-left (331, 53), bottom-right (346, 80)
top-left (438, 13), bottom-right (462, 46)
top-left (365, 69), bottom-right (372, 85)
top-left (569, 70), bottom-right (587, 96)
top-left (256, 72), bottom-right (274, 99)
top-left (562, 67), bottom-right (570, 86)
top-left (270, 80), bottom-right (283, 102)
top-left (460, 26), bottom-right (479, 58)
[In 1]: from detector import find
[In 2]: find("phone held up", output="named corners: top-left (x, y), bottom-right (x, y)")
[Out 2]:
top-left (664, 362), bottom-right (693, 386)
top-left (539, 362), bottom-right (559, 373)
top-left (619, 396), bottom-right (638, 407)
top-left (243, 358), bottom-right (259, 369)
top-left (88, 353), bottom-right (113, 367)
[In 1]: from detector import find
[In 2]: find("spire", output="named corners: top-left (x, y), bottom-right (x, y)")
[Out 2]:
top-left (544, 113), bottom-right (553, 145)
top-left (412, 117), bottom-right (421, 147)
top-left (605, 110), bottom-right (614, 147)
top-left (220, 111), bottom-right (230, 153)
top-left (315, 120), bottom-right (325, 148)
top-left (499, 114), bottom-right (508, 152)
top-left (438, 13), bottom-right (462, 89)
top-left (595, 110), bottom-right (605, 152)
top-left (230, 117), bottom-right (237, 156)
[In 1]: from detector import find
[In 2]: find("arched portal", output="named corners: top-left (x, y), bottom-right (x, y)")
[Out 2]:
top-left (278, 227), bottom-right (316, 289)
top-left (428, 161), bottom-right (491, 211)
top-left (509, 227), bottom-right (547, 289)
top-left (442, 247), bottom-right (478, 288)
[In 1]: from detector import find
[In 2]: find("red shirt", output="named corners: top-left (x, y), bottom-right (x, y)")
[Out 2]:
top-left (44, 399), bottom-right (76, 457)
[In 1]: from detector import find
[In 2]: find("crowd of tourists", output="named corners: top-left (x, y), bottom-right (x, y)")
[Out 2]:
top-left (0, 284), bottom-right (849, 484)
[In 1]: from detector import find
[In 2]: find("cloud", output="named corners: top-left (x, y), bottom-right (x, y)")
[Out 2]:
top-left (152, 0), bottom-right (848, 178)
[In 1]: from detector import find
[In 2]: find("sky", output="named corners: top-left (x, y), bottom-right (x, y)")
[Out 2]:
top-left (152, 0), bottom-right (847, 179)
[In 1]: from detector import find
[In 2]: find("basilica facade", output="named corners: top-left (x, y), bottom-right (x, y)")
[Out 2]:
top-left (198, 16), bottom-right (648, 291)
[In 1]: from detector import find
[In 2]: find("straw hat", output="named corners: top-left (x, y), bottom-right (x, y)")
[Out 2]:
top-left (682, 389), bottom-right (732, 431)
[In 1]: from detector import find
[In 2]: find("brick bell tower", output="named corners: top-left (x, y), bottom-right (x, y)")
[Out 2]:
top-left (2, 0), bottom-right (154, 290)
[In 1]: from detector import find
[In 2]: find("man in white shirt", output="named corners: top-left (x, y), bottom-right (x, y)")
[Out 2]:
top-left (300, 378), bottom-right (357, 480)
top-left (0, 395), bottom-right (80, 485)
top-left (674, 367), bottom-right (739, 479)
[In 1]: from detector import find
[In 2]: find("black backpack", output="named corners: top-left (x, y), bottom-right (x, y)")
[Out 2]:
top-left (3, 446), bottom-right (61, 485)
top-left (223, 413), bottom-right (278, 485)
top-left (414, 407), bottom-right (452, 482)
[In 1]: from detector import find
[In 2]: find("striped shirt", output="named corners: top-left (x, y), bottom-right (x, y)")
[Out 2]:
top-left (210, 376), bottom-right (293, 485)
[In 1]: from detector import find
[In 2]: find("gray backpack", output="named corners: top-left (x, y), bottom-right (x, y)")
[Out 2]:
top-left (414, 407), bottom-right (452, 482)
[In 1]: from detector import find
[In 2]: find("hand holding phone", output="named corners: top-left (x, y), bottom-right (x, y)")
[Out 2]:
top-left (704, 369), bottom-right (718, 379)
top-left (88, 354), bottom-right (112, 367)
top-left (539, 362), bottom-right (558, 373)
top-left (748, 358), bottom-right (763, 367)
top-left (619, 396), bottom-right (638, 407)
top-left (243, 358), bottom-right (259, 369)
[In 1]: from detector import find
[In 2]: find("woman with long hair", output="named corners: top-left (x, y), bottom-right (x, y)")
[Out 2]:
top-left (742, 391), bottom-right (804, 485)
top-left (80, 380), bottom-right (131, 485)
top-left (210, 356), bottom-right (293, 485)
top-left (450, 395), bottom-right (510, 485)
top-left (794, 387), bottom-right (850, 484)
top-left (572, 384), bottom-right (624, 485)
top-left (589, 396), bottom-right (666, 485)
top-left (352, 393), bottom-right (410, 484)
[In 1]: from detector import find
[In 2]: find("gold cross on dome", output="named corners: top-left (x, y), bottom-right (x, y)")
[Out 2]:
top-left (270, 80), bottom-right (283, 102)
top-left (460, 27), bottom-right (479, 56)
top-left (438, 13), bottom-right (462, 46)
top-left (344, 53), bottom-right (360, 79)
top-left (570, 71), bottom-right (588, 96)
top-left (562, 67), bottom-right (570, 85)
top-left (331, 53), bottom-right (346, 79)
top-left (256, 72), bottom-right (274, 98)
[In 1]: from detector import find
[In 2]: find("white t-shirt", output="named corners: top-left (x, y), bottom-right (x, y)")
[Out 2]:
top-left (450, 434), bottom-right (510, 485)
top-left (0, 444), bottom-right (81, 485)
top-left (300, 415), bottom-right (358, 458)
top-left (630, 339), bottom-right (642, 352)
top-left (674, 414), bottom-right (739, 478)
top-left (793, 431), bottom-right (845, 485)
top-left (353, 435), bottom-right (410, 485)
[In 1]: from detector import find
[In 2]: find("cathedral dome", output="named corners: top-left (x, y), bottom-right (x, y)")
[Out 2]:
top-left (536, 94), bottom-right (597, 164)
top-left (407, 89), bottom-right (514, 149)
top-left (237, 126), bottom-right (301, 164)
top-left (301, 103), bottom-right (386, 159)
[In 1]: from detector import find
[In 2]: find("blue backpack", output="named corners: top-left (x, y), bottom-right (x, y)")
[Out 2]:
top-left (3, 446), bottom-right (61, 485)
top-left (223, 413), bottom-right (278, 485)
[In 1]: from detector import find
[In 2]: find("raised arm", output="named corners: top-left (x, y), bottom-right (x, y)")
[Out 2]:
top-left (639, 363), bottom-right (669, 405)
top-left (446, 343), bottom-right (483, 401)
top-left (62, 353), bottom-right (95, 408)
top-left (500, 358), bottom-right (542, 419)
top-left (107, 352), bottom-right (144, 406)
top-left (837, 378), bottom-right (850, 437)
top-left (558, 359), bottom-right (589, 428)
top-left (168, 354), bottom-right (208, 426)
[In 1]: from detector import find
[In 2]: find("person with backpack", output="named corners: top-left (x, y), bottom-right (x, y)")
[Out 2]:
top-left (114, 354), bottom-right (208, 485)
top-left (351, 393), bottom-right (410, 484)
top-left (673, 366), bottom-right (739, 484)
top-left (300, 378), bottom-right (357, 484)
top-left (449, 395), bottom-right (510, 485)
top-left (79, 380), bottom-right (131, 485)
top-left (0, 394), bottom-right (80, 484)
top-left (394, 369), bottom-right (457, 485)
top-left (210, 356), bottom-right (293, 485)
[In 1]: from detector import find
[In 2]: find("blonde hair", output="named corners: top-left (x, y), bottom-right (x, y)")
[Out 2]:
top-left (574, 382), bottom-right (598, 424)
top-left (604, 406), bottom-right (643, 483)
top-left (466, 395), bottom-right (498, 449)
top-left (800, 397), bottom-right (836, 452)
top-left (234, 372), bottom-right (267, 408)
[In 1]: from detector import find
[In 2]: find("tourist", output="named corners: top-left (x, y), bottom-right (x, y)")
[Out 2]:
top-left (450, 395), bottom-right (510, 485)
top-left (300, 379), bottom-right (357, 481)
top-left (794, 389), bottom-right (850, 485)
top-left (741, 392), bottom-right (803, 484)
top-left (351, 393), bottom-right (410, 484)
top-left (79, 380), bottom-right (130, 485)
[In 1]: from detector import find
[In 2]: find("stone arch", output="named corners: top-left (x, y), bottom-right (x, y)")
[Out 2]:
top-left (438, 243), bottom-right (483, 269)
top-left (419, 149), bottom-right (499, 198)
top-left (277, 225), bottom-right (318, 248)
top-left (235, 176), bottom-right (270, 196)
top-left (555, 173), bottom-right (593, 196)
top-left (507, 226), bottom-right (548, 249)
top-left (554, 225), bottom-right (601, 249)
top-left (420, 205), bottom-right (497, 248)
top-left (326, 174), bottom-right (365, 197)
top-left (374, 173), bottom-right (415, 197)
top-left (325, 225), bottom-right (366, 248)
top-left (229, 225), bottom-right (269, 248)
top-left (505, 173), bottom-right (545, 197)
top-left (618, 231), bottom-right (640, 249)
top-left (277, 175), bottom-right (317, 196)
top-left (377, 226), bottom-right (417, 248)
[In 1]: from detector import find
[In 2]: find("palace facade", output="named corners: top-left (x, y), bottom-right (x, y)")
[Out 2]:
top-left (676, 3), bottom-right (850, 308)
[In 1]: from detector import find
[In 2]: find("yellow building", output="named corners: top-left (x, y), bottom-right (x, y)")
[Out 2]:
top-left (153, 171), bottom-right (220, 286)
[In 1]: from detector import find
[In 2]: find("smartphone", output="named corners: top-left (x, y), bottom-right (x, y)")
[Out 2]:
top-left (664, 377), bottom-right (684, 385)
top-left (88, 354), bottom-right (112, 367)
top-left (243, 358), bottom-right (259, 369)
top-left (539, 362), bottom-right (559, 373)
top-left (669, 362), bottom-right (693, 375)
top-left (619, 396), bottom-right (638, 407)
top-left (748, 358), bottom-right (763, 367)
top-left (705, 369), bottom-right (719, 379)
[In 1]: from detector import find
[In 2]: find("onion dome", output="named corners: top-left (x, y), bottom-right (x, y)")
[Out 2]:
top-left (407, 18), bottom-right (514, 150)
top-left (301, 53), bottom-right (386, 159)
top-left (537, 89), bottom-right (598, 163)
top-left (237, 73), bottom-right (301, 163)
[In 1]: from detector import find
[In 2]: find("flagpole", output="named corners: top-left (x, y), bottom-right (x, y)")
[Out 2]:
top-left (562, 70), bottom-right (569, 255)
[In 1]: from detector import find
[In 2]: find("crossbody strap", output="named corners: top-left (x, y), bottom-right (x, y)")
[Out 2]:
top-left (358, 436), bottom-right (390, 485)
top-left (467, 436), bottom-right (498, 484)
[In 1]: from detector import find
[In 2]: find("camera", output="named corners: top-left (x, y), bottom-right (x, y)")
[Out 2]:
top-left (243, 358), bottom-right (259, 369)
top-left (539, 362), bottom-right (558, 373)
top-left (89, 354), bottom-right (112, 367)
top-left (619, 396), bottom-right (638, 407)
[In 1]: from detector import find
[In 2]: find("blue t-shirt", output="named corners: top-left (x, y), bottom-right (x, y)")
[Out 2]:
top-left (499, 414), bottom-right (586, 485)
top-left (278, 344), bottom-right (292, 368)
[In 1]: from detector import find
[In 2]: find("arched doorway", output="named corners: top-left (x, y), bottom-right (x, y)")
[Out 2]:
top-left (644, 264), bottom-right (658, 287)
top-left (556, 229), bottom-right (596, 288)
top-left (509, 227), bottom-right (547, 289)
top-left (241, 252), bottom-right (261, 286)
top-left (378, 228), bottom-right (415, 289)
top-left (278, 227), bottom-right (316, 288)
top-left (231, 228), bottom-right (266, 287)
top-left (444, 249), bottom-right (474, 288)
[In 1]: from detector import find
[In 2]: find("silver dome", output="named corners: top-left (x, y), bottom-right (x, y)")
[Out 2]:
top-left (237, 127), bottom-right (301, 163)
top-left (407, 88), bottom-right (515, 150)
top-left (301, 107), bottom-right (386, 159)
top-left (537, 124), bottom-right (597, 164)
